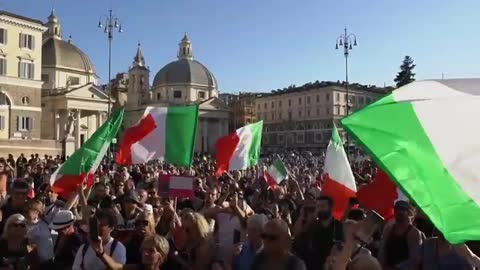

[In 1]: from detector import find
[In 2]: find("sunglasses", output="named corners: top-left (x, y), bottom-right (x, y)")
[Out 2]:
top-left (261, 233), bottom-right (279, 241)
top-left (11, 223), bottom-right (26, 228)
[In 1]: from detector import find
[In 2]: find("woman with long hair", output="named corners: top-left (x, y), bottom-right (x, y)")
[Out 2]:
top-left (0, 214), bottom-right (37, 269)
top-left (170, 212), bottom-right (215, 270)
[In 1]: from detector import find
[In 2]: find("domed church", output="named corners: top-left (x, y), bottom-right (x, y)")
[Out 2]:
top-left (124, 34), bottom-right (229, 154)
top-left (40, 10), bottom-right (112, 156)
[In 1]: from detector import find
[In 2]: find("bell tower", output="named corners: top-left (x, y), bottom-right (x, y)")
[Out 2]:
top-left (127, 43), bottom-right (150, 110)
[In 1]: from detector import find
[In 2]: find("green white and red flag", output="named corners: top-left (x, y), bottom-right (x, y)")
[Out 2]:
top-left (50, 108), bottom-right (124, 196)
top-left (264, 158), bottom-right (288, 188)
top-left (321, 124), bottom-right (357, 220)
top-left (341, 79), bottom-right (480, 244)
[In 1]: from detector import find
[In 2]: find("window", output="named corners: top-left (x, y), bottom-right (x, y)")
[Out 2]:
top-left (41, 74), bottom-right (49, 83)
top-left (326, 107), bottom-right (330, 115)
top-left (288, 112), bottom-right (292, 120)
top-left (335, 93), bottom-right (340, 101)
top-left (316, 95), bottom-right (319, 102)
top-left (21, 96), bottom-right (29, 105)
top-left (157, 93), bottom-right (161, 100)
top-left (68, 76), bottom-right (80, 85)
top-left (198, 91), bottom-right (206, 99)
top-left (0, 115), bottom-right (4, 130)
top-left (297, 134), bottom-right (304, 143)
top-left (173, 90), bottom-right (182, 98)
top-left (367, 97), bottom-right (372, 103)
top-left (315, 133), bottom-right (322, 142)
top-left (298, 97), bottom-right (302, 105)
top-left (307, 109), bottom-right (310, 117)
top-left (19, 33), bottom-right (35, 50)
top-left (264, 103), bottom-right (267, 109)
top-left (335, 106), bottom-right (340, 115)
top-left (19, 61), bottom-right (34, 79)
top-left (0, 93), bottom-right (8, 105)
top-left (326, 93), bottom-right (330, 101)
top-left (344, 94), bottom-right (347, 102)
top-left (0, 29), bottom-right (7, 45)
top-left (271, 101), bottom-right (274, 108)
top-left (307, 96), bottom-right (310, 104)
top-left (279, 100), bottom-right (282, 107)
top-left (0, 58), bottom-right (6, 75)
top-left (316, 108), bottom-right (320, 116)
top-left (18, 116), bottom-right (33, 131)
top-left (271, 112), bottom-right (274, 121)
top-left (288, 99), bottom-right (291, 107)
top-left (299, 110), bottom-right (302, 117)
top-left (279, 112), bottom-right (282, 119)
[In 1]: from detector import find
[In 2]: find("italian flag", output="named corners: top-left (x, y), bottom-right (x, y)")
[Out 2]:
top-left (215, 121), bottom-right (263, 176)
top-left (116, 105), bottom-right (198, 167)
top-left (51, 108), bottom-right (124, 195)
top-left (159, 175), bottom-right (194, 198)
top-left (341, 79), bottom-right (480, 244)
top-left (322, 124), bottom-right (356, 220)
top-left (264, 159), bottom-right (288, 188)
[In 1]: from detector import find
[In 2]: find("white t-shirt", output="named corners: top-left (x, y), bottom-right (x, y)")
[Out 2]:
top-left (72, 237), bottom-right (126, 270)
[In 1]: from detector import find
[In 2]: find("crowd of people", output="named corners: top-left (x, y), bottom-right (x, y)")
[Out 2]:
top-left (0, 152), bottom-right (478, 269)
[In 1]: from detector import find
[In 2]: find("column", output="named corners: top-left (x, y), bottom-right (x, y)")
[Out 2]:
top-left (75, 109), bottom-right (81, 149)
top-left (96, 111), bottom-right (102, 129)
top-left (54, 110), bottom-right (60, 140)
top-left (203, 120), bottom-right (209, 153)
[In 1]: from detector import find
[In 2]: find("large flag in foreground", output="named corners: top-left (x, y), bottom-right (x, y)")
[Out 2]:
top-left (322, 124), bottom-right (356, 220)
top-left (51, 108), bottom-right (124, 195)
top-left (116, 105), bottom-right (198, 167)
top-left (341, 79), bottom-right (480, 244)
top-left (215, 121), bottom-right (263, 176)
top-left (264, 158), bottom-right (288, 188)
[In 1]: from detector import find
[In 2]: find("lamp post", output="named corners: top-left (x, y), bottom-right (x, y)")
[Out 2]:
top-left (98, 9), bottom-right (123, 119)
top-left (335, 27), bottom-right (357, 151)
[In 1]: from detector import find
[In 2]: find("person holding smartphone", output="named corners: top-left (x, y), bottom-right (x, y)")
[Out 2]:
top-left (72, 210), bottom-right (126, 270)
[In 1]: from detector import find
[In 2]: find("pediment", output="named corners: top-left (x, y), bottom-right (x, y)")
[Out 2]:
top-left (64, 83), bottom-right (111, 101)
top-left (199, 97), bottom-right (229, 111)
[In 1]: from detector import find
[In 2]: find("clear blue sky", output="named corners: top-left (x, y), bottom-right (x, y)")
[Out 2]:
top-left (3, 0), bottom-right (479, 93)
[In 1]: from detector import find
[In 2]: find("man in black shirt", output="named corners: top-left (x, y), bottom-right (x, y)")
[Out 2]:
top-left (49, 210), bottom-right (86, 270)
top-left (0, 180), bottom-right (30, 234)
top-left (293, 195), bottom-right (343, 270)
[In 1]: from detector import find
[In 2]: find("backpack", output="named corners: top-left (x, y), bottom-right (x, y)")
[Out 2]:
top-left (250, 252), bottom-right (302, 270)
top-left (80, 239), bottom-right (119, 270)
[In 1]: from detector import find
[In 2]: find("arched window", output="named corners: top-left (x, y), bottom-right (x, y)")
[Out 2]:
top-left (0, 92), bottom-right (10, 105)
top-left (183, 47), bottom-right (186, 55)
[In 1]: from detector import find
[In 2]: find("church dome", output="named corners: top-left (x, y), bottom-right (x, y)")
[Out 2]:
top-left (152, 58), bottom-right (217, 88)
top-left (42, 38), bottom-right (96, 74)
top-left (152, 34), bottom-right (217, 89)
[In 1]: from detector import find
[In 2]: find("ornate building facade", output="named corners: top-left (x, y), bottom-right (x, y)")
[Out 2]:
top-left (255, 81), bottom-right (389, 152)
top-left (123, 35), bottom-right (229, 154)
top-left (40, 11), bottom-right (111, 156)
top-left (0, 10), bottom-right (112, 157)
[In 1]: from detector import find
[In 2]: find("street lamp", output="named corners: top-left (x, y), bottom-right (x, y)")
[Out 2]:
top-left (335, 27), bottom-right (357, 117)
top-left (98, 9), bottom-right (123, 119)
top-left (335, 27), bottom-right (357, 151)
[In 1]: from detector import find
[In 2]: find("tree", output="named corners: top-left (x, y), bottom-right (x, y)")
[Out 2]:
top-left (394, 56), bottom-right (416, 88)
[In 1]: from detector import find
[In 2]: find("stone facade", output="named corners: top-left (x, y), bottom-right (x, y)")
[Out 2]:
top-left (255, 82), bottom-right (390, 152)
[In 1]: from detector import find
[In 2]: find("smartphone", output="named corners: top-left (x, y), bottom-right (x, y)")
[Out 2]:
top-left (89, 217), bottom-right (100, 241)
top-left (233, 229), bottom-right (241, 244)
top-left (354, 210), bottom-right (384, 244)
